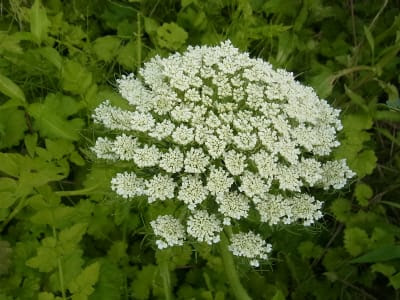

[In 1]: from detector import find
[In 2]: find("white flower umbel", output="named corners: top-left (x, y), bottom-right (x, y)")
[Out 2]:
top-left (111, 172), bottom-right (145, 198)
top-left (93, 41), bottom-right (355, 266)
top-left (178, 175), bottom-right (209, 210)
top-left (145, 174), bottom-right (176, 203)
top-left (187, 210), bottom-right (222, 244)
top-left (228, 231), bottom-right (272, 267)
top-left (151, 215), bottom-right (186, 249)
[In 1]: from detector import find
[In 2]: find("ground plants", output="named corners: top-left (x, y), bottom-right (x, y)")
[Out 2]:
top-left (0, 0), bottom-right (399, 299)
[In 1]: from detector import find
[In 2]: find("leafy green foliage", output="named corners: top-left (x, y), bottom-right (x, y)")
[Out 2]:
top-left (0, 0), bottom-right (399, 299)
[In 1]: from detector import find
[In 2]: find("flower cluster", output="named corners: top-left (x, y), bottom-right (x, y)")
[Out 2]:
top-left (92, 41), bottom-right (355, 266)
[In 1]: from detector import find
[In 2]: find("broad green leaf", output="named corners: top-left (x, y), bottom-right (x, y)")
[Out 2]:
top-left (59, 223), bottom-right (88, 249)
top-left (351, 245), bottom-right (400, 263)
top-left (131, 265), bottom-right (157, 300)
top-left (156, 22), bottom-right (188, 50)
top-left (330, 197), bottom-right (352, 223)
top-left (38, 292), bottom-right (55, 300)
top-left (28, 93), bottom-right (84, 141)
top-left (345, 86), bottom-right (369, 112)
top-left (68, 262), bottom-right (100, 300)
top-left (24, 133), bottom-right (38, 157)
top-left (344, 227), bottom-right (370, 257)
top-left (0, 73), bottom-right (26, 103)
top-left (30, 0), bottom-right (51, 44)
top-left (61, 60), bottom-right (93, 95)
top-left (93, 36), bottom-right (121, 62)
top-left (0, 177), bottom-right (17, 209)
top-left (38, 47), bottom-right (62, 69)
top-left (0, 153), bottom-right (25, 177)
top-left (354, 183), bottom-right (373, 207)
top-left (0, 105), bottom-right (27, 149)
top-left (89, 259), bottom-right (124, 300)
top-left (348, 150), bottom-right (377, 178)
top-left (26, 237), bottom-right (58, 272)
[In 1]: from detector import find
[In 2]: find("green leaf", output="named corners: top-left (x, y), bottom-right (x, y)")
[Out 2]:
top-left (59, 223), bottom-right (88, 250)
top-left (38, 47), bottom-right (62, 70)
top-left (68, 262), bottom-right (100, 300)
top-left (354, 183), bottom-right (373, 207)
top-left (363, 25), bottom-right (374, 57)
top-left (28, 93), bottom-right (84, 141)
top-left (26, 237), bottom-right (58, 272)
top-left (38, 292), bottom-right (55, 300)
top-left (344, 86), bottom-right (369, 112)
top-left (272, 290), bottom-right (286, 300)
top-left (0, 105), bottom-right (27, 149)
top-left (0, 153), bottom-right (25, 177)
top-left (330, 197), bottom-right (352, 223)
top-left (0, 72), bottom-right (26, 103)
top-left (344, 227), bottom-right (370, 257)
top-left (30, 0), bottom-right (51, 44)
top-left (24, 133), bottom-right (38, 157)
top-left (131, 265), bottom-right (157, 300)
top-left (93, 36), bottom-right (121, 62)
top-left (351, 245), bottom-right (400, 263)
top-left (156, 22), bottom-right (188, 50)
top-left (348, 150), bottom-right (377, 178)
top-left (61, 60), bottom-right (93, 95)
top-left (89, 259), bottom-right (123, 300)
top-left (0, 177), bottom-right (17, 209)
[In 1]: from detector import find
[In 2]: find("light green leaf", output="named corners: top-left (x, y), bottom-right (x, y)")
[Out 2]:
top-left (68, 262), bottom-right (100, 300)
top-left (354, 183), bottom-right (373, 207)
top-left (24, 133), bottom-right (38, 157)
top-left (93, 36), bottom-right (121, 62)
top-left (26, 237), bottom-right (58, 272)
top-left (363, 25), bottom-right (374, 56)
top-left (38, 47), bottom-right (62, 69)
top-left (156, 22), bottom-right (188, 50)
top-left (61, 60), bottom-right (93, 95)
top-left (30, 0), bottom-right (51, 44)
top-left (28, 93), bottom-right (84, 141)
top-left (0, 73), bottom-right (26, 103)
top-left (0, 105), bottom-right (27, 149)
top-left (344, 227), bottom-right (370, 257)
top-left (348, 150), bottom-right (377, 178)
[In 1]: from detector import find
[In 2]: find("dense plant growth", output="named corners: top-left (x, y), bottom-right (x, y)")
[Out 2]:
top-left (0, 0), bottom-right (399, 299)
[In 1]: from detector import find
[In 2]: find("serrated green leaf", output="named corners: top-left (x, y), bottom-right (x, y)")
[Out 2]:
top-left (354, 183), bottom-right (373, 207)
top-left (330, 197), bottom-right (352, 223)
top-left (0, 177), bottom-right (17, 209)
top-left (30, 0), bottom-right (51, 44)
top-left (26, 237), bottom-right (58, 272)
top-left (156, 22), bottom-right (188, 50)
top-left (0, 73), bottom-right (26, 103)
top-left (24, 133), bottom-right (38, 157)
top-left (93, 36), bottom-right (121, 62)
top-left (59, 223), bottom-right (88, 248)
top-left (38, 292), bottom-right (55, 300)
top-left (68, 262), bottom-right (100, 299)
top-left (38, 47), bottom-right (62, 69)
top-left (131, 265), bottom-right (157, 300)
top-left (344, 227), bottom-right (370, 257)
top-left (348, 150), bottom-right (377, 178)
top-left (89, 259), bottom-right (123, 300)
top-left (28, 93), bottom-right (84, 141)
top-left (61, 60), bottom-right (93, 95)
top-left (345, 86), bottom-right (369, 112)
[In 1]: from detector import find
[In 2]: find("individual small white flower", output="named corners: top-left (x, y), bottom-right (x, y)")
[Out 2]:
top-left (133, 145), bottom-right (161, 168)
top-left (149, 119), bottom-right (175, 140)
top-left (159, 147), bottom-right (184, 173)
top-left (206, 167), bottom-right (234, 196)
top-left (184, 147), bottom-right (210, 173)
top-left (111, 172), bottom-right (145, 198)
top-left (239, 171), bottom-right (270, 197)
top-left (91, 137), bottom-right (117, 160)
top-left (223, 150), bottom-right (247, 176)
top-left (112, 134), bottom-right (138, 161)
top-left (151, 215), bottom-right (186, 249)
top-left (187, 210), bottom-right (222, 244)
top-left (216, 192), bottom-right (250, 221)
top-left (145, 174), bottom-right (176, 203)
top-left (178, 175), bottom-right (208, 210)
top-left (228, 231), bottom-right (272, 267)
top-left (172, 124), bottom-right (194, 145)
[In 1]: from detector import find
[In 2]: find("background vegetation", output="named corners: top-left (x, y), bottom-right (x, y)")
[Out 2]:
top-left (0, 0), bottom-right (399, 299)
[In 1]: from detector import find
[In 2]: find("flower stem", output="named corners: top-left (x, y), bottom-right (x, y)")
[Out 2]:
top-left (159, 259), bottom-right (172, 300)
top-left (219, 231), bottom-right (252, 300)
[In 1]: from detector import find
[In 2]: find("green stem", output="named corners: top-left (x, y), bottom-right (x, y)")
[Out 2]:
top-left (53, 226), bottom-right (66, 300)
top-left (160, 258), bottom-right (172, 300)
top-left (219, 231), bottom-right (252, 300)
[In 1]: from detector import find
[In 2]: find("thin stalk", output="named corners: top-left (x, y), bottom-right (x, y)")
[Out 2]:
top-left (53, 226), bottom-right (66, 300)
top-left (54, 184), bottom-right (100, 197)
top-left (219, 231), bottom-right (252, 300)
top-left (159, 259), bottom-right (172, 300)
